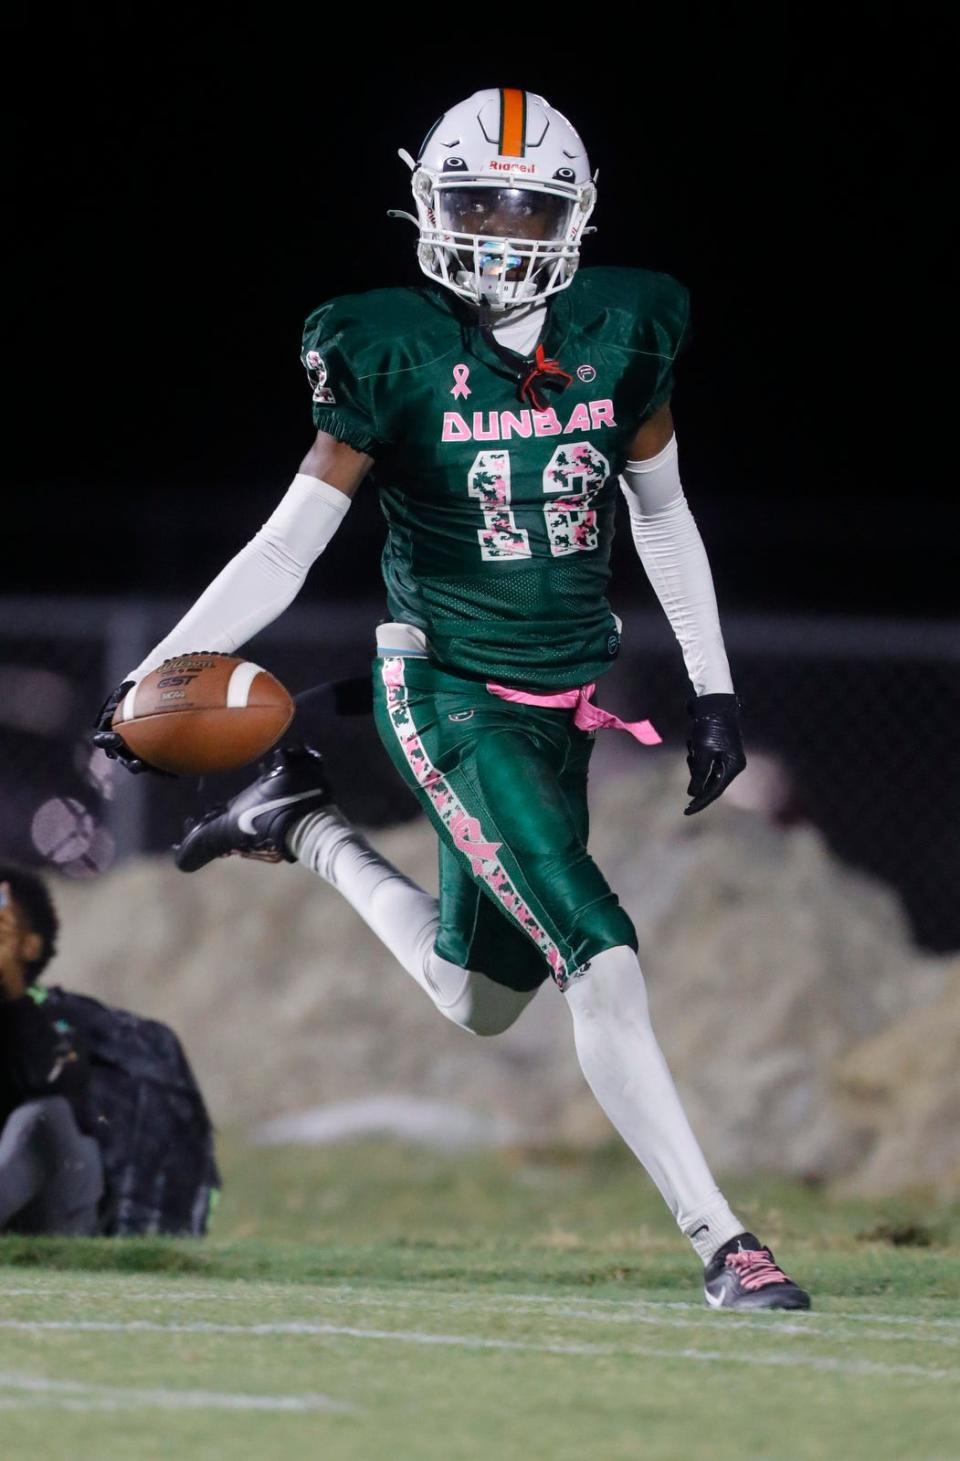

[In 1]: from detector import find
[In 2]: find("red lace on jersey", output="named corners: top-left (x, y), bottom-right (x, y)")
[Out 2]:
top-left (519, 344), bottom-right (574, 412)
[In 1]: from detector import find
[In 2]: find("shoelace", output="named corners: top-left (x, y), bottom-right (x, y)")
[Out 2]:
top-left (725, 1249), bottom-right (789, 1290)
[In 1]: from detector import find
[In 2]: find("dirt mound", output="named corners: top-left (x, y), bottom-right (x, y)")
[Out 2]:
top-left (830, 966), bottom-right (960, 1195)
top-left (49, 762), bottom-right (953, 1192)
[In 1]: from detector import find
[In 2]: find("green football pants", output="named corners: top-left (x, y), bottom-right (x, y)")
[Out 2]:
top-left (373, 651), bottom-right (638, 993)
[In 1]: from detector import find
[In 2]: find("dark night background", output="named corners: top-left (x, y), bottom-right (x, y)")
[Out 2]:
top-left (4, 20), bottom-right (953, 616)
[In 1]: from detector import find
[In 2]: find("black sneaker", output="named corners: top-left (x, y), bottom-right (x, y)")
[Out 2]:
top-left (704, 1233), bottom-right (811, 1311)
top-left (174, 746), bottom-right (332, 872)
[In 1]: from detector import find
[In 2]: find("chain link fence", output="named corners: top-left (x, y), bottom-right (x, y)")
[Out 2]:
top-left (1, 597), bottom-right (957, 951)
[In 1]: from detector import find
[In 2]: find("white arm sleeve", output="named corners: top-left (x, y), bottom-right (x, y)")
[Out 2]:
top-left (129, 474), bottom-right (351, 681)
top-left (620, 436), bottom-right (734, 697)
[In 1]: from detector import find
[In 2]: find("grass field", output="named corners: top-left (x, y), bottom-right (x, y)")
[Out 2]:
top-left (1, 1141), bottom-right (958, 1460)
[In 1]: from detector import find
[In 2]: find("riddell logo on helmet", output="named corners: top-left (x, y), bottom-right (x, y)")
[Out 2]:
top-left (489, 159), bottom-right (537, 173)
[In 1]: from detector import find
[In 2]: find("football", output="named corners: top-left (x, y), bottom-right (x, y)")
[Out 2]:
top-left (112, 653), bottom-right (295, 775)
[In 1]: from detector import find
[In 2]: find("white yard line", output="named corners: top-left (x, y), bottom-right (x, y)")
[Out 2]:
top-left (0, 1287), bottom-right (271, 1303)
top-left (418, 1289), bottom-right (960, 1331)
top-left (2, 1281), bottom-right (958, 1343)
top-left (233, 1286), bottom-right (959, 1345)
top-left (0, 1370), bottom-right (353, 1414)
top-left (0, 1319), bottom-right (953, 1382)
top-left (400, 1295), bottom-right (960, 1345)
top-left (4, 1276), bottom-right (960, 1328)
top-left (403, 1299), bottom-right (960, 1346)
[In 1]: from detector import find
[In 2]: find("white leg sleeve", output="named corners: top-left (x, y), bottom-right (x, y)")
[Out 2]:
top-left (289, 808), bottom-right (537, 1036)
top-left (564, 945), bottom-right (744, 1263)
top-left (427, 953), bottom-right (540, 1036)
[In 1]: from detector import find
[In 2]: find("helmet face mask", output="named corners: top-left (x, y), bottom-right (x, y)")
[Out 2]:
top-left (402, 90), bottom-right (596, 310)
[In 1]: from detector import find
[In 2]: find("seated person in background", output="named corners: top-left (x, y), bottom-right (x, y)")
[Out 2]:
top-left (0, 872), bottom-right (102, 1234)
top-left (0, 866), bottom-right (220, 1237)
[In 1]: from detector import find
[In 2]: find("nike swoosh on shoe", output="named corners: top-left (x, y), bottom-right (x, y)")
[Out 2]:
top-left (236, 790), bottom-right (327, 836)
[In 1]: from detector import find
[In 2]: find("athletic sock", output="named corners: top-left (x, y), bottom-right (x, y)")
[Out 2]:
top-left (289, 806), bottom-right (444, 998)
top-left (563, 944), bottom-right (744, 1264)
top-left (289, 809), bottom-right (538, 1037)
top-left (290, 818), bottom-right (737, 1255)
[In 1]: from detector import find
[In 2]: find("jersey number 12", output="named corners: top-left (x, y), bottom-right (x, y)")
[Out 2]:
top-left (467, 443), bottom-right (609, 562)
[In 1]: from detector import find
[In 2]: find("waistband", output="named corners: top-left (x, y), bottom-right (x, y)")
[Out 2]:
top-left (376, 622), bottom-right (660, 747)
top-left (376, 622), bottom-right (430, 657)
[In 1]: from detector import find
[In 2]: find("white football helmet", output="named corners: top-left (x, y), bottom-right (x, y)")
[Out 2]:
top-left (392, 88), bottom-right (597, 310)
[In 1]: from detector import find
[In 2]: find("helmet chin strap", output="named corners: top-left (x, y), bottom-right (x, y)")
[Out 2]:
top-left (477, 302), bottom-right (573, 413)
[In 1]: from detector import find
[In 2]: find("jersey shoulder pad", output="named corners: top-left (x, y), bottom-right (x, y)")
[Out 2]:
top-left (301, 288), bottom-right (397, 454)
top-left (302, 285), bottom-right (457, 453)
top-left (573, 266), bottom-right (690, 360)
top-left (573, 266), bottom-right (690, 422)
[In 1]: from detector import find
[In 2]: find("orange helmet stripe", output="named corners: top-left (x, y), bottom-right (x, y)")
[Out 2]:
top-left (498, 88), bottom-right (527, 158)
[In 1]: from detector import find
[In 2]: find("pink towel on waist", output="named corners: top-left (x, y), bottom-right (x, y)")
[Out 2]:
top-left (485, 681), bottom-right (662, 746)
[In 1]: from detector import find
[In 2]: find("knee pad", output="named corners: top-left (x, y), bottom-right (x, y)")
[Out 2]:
top-left (563, 945), bottom-right (651, 1025)
top-left (427, 953), bottom-right (538, 1036)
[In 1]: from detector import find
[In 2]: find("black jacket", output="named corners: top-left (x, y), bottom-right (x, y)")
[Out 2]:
top-left (0, 992), bottom-right (90, 1132)
top-left (0, 987), bottom-right (219, 1236)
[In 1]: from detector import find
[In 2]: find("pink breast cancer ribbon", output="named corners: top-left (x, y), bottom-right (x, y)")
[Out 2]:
top-left (449, 810), bottom-right (502, 875)
top-left (450, 363), bottom-right (471, 400)
top-left (486, 681), bottom-right (662, 746)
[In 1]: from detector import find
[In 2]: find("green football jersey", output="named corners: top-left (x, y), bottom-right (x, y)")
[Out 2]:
top-left (301, 266), bottom-right (689, 688)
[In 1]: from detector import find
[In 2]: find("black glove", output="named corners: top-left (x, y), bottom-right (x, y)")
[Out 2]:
top-left (92, 681), bottom-right (173, 776)
top-left (684, 692), bottom-right (746, 816)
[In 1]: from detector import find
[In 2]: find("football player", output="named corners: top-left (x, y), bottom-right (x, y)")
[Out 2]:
top-left (95, 89), bottom-right (810, 1309)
